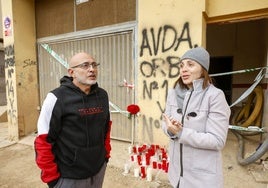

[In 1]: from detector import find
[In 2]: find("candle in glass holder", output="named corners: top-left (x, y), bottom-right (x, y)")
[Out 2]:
top-left (140, 166), bottom-right (146, 178)
top-left (133, 146), bottom-right (137, 154)
top-left (152, 160), bottom-right (157, 169)
top-left (162, 159), bottom-right (167, 171)
top-left (137, 155), bottom-right (142, 165)
top-left (128, 145), bottom-right (133, 154)
top-left (158, 162), bottom-right (162, 170)
top-left (124, 163), bottom-right (130, 174)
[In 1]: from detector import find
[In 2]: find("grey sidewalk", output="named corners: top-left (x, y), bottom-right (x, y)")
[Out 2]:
top-left (0, 105), bottom-right (15, 148)
top-left (0, 122), bottom-right (15, 148)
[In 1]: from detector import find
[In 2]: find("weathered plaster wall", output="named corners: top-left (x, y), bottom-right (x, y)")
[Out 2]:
top-left (1, 0), bottom-right (18, 141)
top-left (1, 0), bottom-right (38, 140)
top-left (13, 0), bottom-right (39, 136)
top-left (137, 0), bottom-right (206, 145)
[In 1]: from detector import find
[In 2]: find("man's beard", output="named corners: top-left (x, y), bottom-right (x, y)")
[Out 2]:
top-left (77, 77), bottom-right (97, 86)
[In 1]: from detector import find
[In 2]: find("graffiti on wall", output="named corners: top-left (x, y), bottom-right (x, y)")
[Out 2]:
top-left (5, 44), bottom-right (17, 124)
top-left (23, 59), bottom-right (37, 68)
top-left (139, 22), bottom-right (198, 142)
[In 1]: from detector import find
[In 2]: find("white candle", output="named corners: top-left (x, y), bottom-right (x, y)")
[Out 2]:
top-left (134, 168), bottom-right (139, 177)
top-left (124, 163), bottom-right (129, 174)
top-left (128, 145), bottom-right (133, 154)
top-left (146, 167), bottom-right (152, 181)
top-left (141, 159), bottom-right (146, 166)
top-left (133, 154), bottom-right (138, 162)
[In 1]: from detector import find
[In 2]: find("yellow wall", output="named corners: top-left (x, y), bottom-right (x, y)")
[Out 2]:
top-left (1, 0), bottom-right (38, 140)
top-left (13, 0), bottom-right (39, 136)
top-left (137, 0), bottom-right (206, 145)
top-left (1, 0), bottom-right (18, 141)
top-left (206, 0), bottom-right (268, 17)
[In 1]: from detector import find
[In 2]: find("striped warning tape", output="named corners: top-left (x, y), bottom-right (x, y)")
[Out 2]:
top-left (41, 44), bottom-right (69, 69)
top-left (109, 101), bottom-right (130, 117)
top-left (210, 66), bottom-right (267, 77)
top-left (229, 125), bottom-right (266, 133)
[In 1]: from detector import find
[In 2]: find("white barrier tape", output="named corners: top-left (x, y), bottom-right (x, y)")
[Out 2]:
top-left (109, 101), bottom-right (130, 117)
top-left (229, 67), bottom-right (266, 107)
top-left (229, 125), bottom-right (266, 133)
top-left (228, 68), bottom-right (267, 132)
top-left (210, 66), bottom-right (267, 77)
top-left (41, 44), bottom-right (69, 69)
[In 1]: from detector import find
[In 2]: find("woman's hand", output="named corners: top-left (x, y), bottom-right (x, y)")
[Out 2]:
top-left (162, 113), bottom-right (182, 135)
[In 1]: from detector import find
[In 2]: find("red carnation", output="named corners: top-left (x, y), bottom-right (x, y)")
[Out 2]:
top-left (127, 104), bottom-right (140, 115)
top-left (127, 104), bottom-right (140, 119)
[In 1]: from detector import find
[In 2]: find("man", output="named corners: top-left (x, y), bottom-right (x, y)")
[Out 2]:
top-left (34, 52), bottom-right (111, 188)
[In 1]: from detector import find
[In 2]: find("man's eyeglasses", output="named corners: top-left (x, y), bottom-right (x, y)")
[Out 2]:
top-left (71, 62), bottom-right (100, 70)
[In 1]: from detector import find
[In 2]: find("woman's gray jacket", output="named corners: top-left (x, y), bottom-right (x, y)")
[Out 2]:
top-left (162, 79), bottom-right (230, 188)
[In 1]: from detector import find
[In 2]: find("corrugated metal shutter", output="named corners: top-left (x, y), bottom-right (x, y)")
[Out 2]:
top-left (37, 30), bottom-right (135, 142)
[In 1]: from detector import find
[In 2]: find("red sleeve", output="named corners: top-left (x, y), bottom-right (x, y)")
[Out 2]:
top-left (105, 121), bottom-right (112, 159)
top-left (34, 134), bottom-right (60, 183)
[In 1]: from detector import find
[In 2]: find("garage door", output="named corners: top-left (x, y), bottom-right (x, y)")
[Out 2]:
top-left (37, 29), bottom-right (135, 142)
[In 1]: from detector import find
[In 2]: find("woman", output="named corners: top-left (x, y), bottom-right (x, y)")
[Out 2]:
top-left (162, 47), bottom-right (230, 188)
